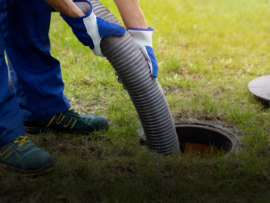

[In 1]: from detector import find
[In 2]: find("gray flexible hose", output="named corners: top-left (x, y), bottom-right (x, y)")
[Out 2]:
top-left (7, 0), bottom-right (180, 155)
top-left (90, 0), bottom-right (180, 155)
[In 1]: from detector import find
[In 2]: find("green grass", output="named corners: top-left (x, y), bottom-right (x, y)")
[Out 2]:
top-left (1, 0), bottom-right (270, 202)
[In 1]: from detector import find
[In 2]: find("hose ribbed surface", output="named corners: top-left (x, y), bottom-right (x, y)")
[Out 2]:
top-left (89, 0), bottom-right (180, 155)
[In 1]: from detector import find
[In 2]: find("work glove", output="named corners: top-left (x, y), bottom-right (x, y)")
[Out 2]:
top-left (116, 27), bottom-right (159, 87)
top-left (128, 27), bottom-right (158, 78)
top-left (61, 0), bottom-right (125, 57)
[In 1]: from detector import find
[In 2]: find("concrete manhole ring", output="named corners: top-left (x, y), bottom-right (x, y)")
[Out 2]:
top-left (139, 122), bottom-right (240, 156)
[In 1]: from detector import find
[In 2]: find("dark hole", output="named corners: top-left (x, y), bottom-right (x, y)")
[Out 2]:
top-left (175, 125), bottom-right (232, 154)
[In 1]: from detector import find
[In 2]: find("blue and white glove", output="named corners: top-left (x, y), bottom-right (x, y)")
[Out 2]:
top-left (61, 0), bottom-right (125, 57)
top-left (128, 27), bottom-right (158, 78)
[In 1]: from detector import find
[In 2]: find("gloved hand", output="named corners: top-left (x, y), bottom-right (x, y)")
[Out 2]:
top-left (128, 27), bottom-right (158, 78)
top-left (61, 0), bottom-right (125, 57)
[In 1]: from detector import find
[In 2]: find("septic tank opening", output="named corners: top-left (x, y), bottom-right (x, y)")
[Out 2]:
top-left (139, 122), bottom-right (239, 157)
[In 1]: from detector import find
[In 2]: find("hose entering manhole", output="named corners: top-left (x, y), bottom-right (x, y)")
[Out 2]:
top-left (6, 0), bottom-right (180, 155)
top-left (139, 122), bottom-right (239, 156)
top-left (89, 0), bottom-right (180, 155)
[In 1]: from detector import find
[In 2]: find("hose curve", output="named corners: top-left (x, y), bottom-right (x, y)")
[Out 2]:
top-left (89, 0), bottom-right (180, 155)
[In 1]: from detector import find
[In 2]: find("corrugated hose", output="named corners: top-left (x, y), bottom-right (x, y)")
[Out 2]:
top-left (8, 0), bottom-right (180, 155)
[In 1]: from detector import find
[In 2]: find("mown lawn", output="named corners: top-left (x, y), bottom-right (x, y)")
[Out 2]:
top-left (1, 0), bottom-right (270, 202)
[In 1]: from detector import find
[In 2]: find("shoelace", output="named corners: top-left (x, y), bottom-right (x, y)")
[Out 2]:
top-left (14, 135), bottom-right (30, 147)
top-left (68, 108), bottom-right (80, 115)
top-left (46, 108), bottom-right (80, 128)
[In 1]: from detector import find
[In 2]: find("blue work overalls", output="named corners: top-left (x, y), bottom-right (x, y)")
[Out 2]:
top-left (0, 0), bottom-right (71, 146)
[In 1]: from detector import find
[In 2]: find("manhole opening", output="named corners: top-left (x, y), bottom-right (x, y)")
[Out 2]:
top-left (175, 123), bottom-right (234, 156)
top-left (140, 122), bottom-right (239, 156)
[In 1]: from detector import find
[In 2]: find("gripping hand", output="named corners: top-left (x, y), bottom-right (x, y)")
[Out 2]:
top-left (61, 0), bottom-right (125, 57)
top-left (128, 27), bottom-right (158, 78)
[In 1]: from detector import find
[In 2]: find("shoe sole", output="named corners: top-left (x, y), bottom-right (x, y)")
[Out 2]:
top-left (24, 123), bottom-right (110, 136)
top-left (0, 161), bottom-right (55, 176)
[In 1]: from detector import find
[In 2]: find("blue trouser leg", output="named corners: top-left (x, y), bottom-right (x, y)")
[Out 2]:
top-left (0, 0), bottom-right (71, 121)
top-left (0, 25), bottom-right (25, 146)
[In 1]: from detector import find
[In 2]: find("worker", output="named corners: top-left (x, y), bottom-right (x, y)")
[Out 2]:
top-left (0, 0), bottom-right (158, 175)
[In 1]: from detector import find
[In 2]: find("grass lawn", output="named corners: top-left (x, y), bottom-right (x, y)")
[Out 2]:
top-left (1, 0), bottom-right (270, 202)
